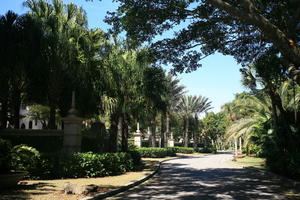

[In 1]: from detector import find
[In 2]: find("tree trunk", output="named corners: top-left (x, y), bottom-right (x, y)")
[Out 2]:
top-left (193, 115), bottom-right (199, 149)
top-left (121, 113), bottom-right (128, 152)
top-left (109, 113), bottom-right (118, 152)
top-left (117, 114), bottom-right (123, 152)
top-left (207, 0), bottom-right (300, 66)
top-left (184, 116), bottom-right (189, 147)
top-left (0, 99), bottom-right (8, 129)
top-left (150, 112), bottom-right (157, 147)
top-left (12, 88), bottom-right (21, 129)
top-left (49, 103), bottom-right (56, 129)
top-left (160, 112), bottom-right (166, 147)
top-left (164, 111), bottom-right (170, 148)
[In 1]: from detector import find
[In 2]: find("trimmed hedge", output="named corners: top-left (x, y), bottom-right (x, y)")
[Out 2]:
top-left (167, 147), bottom-right (194, 154)
top-left (60, 152), bottom-right (135, 178)
top-left (137, 147), bottom-right (176, 158)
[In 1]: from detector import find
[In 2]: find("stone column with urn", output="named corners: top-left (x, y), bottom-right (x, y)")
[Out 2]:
top-left (133, 122), bottom-right (142, 148)
top-left (62, 92), bottom-right (83, 154)
top-left (168, 132), bottom-right (175, 147)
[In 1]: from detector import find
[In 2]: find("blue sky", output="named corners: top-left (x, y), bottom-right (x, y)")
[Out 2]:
top-left (0, 0), bottom-right (245, 113)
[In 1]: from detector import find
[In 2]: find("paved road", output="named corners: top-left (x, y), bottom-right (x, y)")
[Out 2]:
top-left (108, 152), bottom-right (300, 200)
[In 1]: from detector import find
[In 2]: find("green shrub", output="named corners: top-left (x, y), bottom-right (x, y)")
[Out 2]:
top-left (167, 147), bottom-right (194, 154)
top-left (0, 138), bottom-right (12, 172)
top-left (198, 146), bottom-right (217, 153)
top-left (10, 144), bottom-right (52, 179)
top-left (128, 150), bottom-right (142, 168)
top-left (59, 151), bottom-right (137, 178)
top-left (137, 147), bottom-right (176, 158)
top-left (11, 145), bottom-right (40, 171)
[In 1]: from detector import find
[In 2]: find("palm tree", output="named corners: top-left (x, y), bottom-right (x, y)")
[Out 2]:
top-left (176, 95), bottom-right (212, 147)
top-left (161, 73), bottom-right (186, 147)
top-left (224, 82), bottom-right (300, 151)
top-left (0, 11), bottom-right (18, 129)
top-left (24, 0), bottom-right (93, 128)
top-left (224, 94), bottom-right (272, 146)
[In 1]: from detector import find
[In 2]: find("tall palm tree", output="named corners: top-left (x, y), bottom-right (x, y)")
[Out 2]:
top-left (161, 73), bottom-right (186, 147)
top-left (0, 11), bottom-right (18, 129)
top-left (176, 95), bottom-right (212, 147)
top-left (24, 0), bottom-right (92, 128)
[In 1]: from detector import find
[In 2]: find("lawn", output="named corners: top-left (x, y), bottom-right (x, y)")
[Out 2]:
top-left (233, 156), bottom-right (266, 169)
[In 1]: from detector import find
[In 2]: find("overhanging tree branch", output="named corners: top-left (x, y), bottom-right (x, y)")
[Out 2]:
top-left (205, 0), bottom-right (300, 66)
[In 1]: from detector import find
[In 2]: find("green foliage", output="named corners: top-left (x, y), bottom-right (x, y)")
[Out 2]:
top-left (60, 152), bottom-right (137, 178)
top-left (10, 144), bottom-right (43, 179)
top-left (137, 147), bottom-right (176, 158)
top-left (167, 147), bottom-right (194, 154)
top-left (198, 147), bottom-right (217, 154)
top-left (201, 112), bottom-right (228, 148)
top-left (106, 0), bottom-right (300, 75)
top-left (0, 138), bottom-right (12, 172)
top-left (128, 150), bottom-right (142, 168)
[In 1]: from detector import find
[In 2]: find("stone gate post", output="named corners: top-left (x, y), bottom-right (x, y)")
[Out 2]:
top-left (133, 122), bottom-right (142, 147)
top-left (63, 92), bottom-right (82, 153)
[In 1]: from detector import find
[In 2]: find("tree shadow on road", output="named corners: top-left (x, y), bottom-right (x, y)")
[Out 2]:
top-left (112, 161), bottom-right (300, 200)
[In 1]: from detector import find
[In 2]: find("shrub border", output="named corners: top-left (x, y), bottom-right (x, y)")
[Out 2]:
top-left (80, 157), bottom-right (178, 200)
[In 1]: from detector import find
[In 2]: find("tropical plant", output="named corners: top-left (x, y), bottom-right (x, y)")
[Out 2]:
top-left (176, 95), bottom-right (212, 147)
top-left (24, 0), bottom-right (100, 128)
top-left (160, 73), bottom-right (186, 147)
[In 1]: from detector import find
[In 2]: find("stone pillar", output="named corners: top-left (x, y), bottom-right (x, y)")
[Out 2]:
top-left (133, 122), bottom-right (142, 148)
top-left (168, 132), bottom-right (174, 147)
top-left (63, 92), bottom-right (82, 154)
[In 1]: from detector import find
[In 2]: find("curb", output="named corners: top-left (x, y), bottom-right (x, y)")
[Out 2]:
top-left (80, 158), bottom-right (178, 200)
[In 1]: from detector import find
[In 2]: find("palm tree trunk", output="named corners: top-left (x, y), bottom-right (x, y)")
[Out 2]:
top-left (150, 112), bottom-right (157, 147)
top-left (117, 114), bottom-right (123, 152)
top-left (12, 88), bottom-right (21, 129)
top-left (184, 116), bottom-right (189, 147)
top-left (160, 113), bottom-right (166, 147)
top-left (109, 113), bottom-right (118, 152)
top-left (0, 99), bottom-right (8, 129)
top-left (164, 111), bottom-right (170, 147)
top-left (49, 103), bottom-right (56, 129)
top-left (121, 113), bottom-right (128, 152)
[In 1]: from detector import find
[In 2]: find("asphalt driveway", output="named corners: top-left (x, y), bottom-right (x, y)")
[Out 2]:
top-left (108, 152), bottom-right (300, 200)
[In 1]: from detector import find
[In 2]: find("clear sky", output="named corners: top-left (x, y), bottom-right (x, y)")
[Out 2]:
top-left (0, 0), bottom-right (245, 113)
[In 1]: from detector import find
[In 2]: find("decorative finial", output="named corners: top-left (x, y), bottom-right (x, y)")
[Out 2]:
top-left (68, 91), bottom-right (78, 116)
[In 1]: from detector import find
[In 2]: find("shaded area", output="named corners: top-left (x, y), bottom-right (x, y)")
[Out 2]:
top-left (111, 154), bottom-right (300, 200)
top-left (0, 182), bottom-right (56, 200)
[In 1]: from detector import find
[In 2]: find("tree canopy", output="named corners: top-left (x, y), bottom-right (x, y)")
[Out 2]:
top-left (106, 0), bottom-right (300, 78)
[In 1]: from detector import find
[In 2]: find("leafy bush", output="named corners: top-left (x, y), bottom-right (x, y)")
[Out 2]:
top-left (167, 147), bottom-right (194, 154)
top-left (11, 145), bottom-right (41, 175)
top-left (198, 146), bottom-right (217, 153)
top-left (59, 151), bottom-right (138, 178)
top-left (137, 147), bottom-right (176, 158)
top-left (128, 150), bottom-right (142, 168)
top-left (0, 138), bottom-right (12, 172)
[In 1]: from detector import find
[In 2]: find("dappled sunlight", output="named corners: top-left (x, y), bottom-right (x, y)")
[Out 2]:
top-left (110, 154), bottom-right (299, 199)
